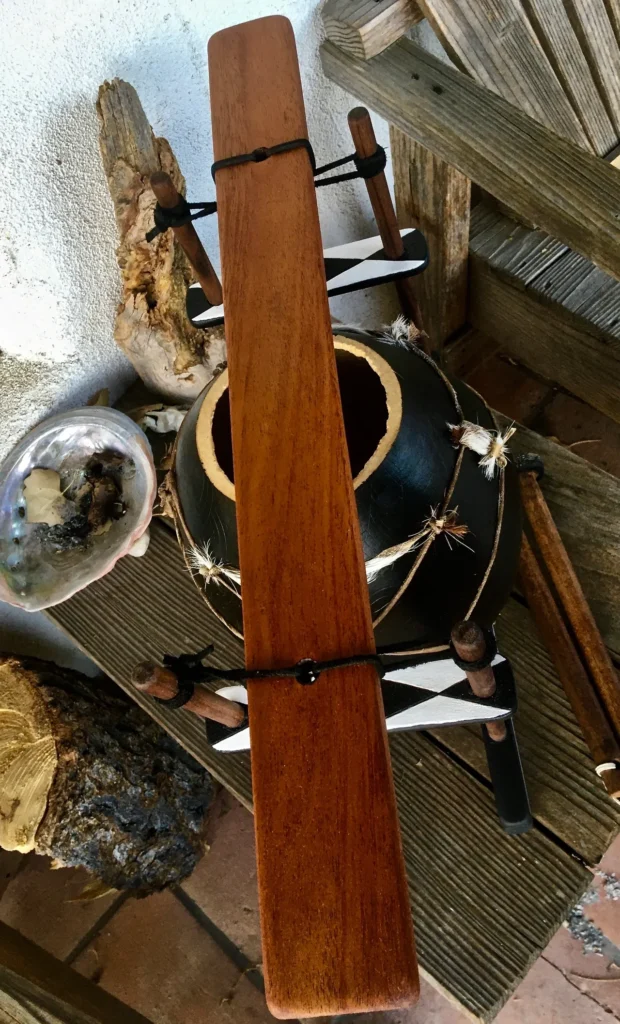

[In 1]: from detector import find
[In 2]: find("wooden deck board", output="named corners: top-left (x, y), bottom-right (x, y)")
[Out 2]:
top-left (47, 521), bottom-right (595, 1021)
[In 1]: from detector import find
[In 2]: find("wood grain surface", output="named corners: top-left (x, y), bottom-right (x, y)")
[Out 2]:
top-left (320, 37), bottom-right (620, 282)
top-left (208, 16), bottom-right (417, 1017)
top-left (468, 203), bottom-right (620, 422)
top-left (391, 127), bottom-right (470, 353)
top-left (47, 524), bottom-right (594, 1021)
top-left (415, 0), bottom-right (591, 152)
top-left (322, 0), bottom-right (423, 60)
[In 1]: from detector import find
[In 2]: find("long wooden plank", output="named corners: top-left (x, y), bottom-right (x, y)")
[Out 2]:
top-left (390, 127), bottom-right (470, 354)
top-left (430, 599), bottom-right (620, 866)
top-left (415, 0), bottom-right (591, 150)
top-left (523, 0), bottom-right (616, 155)
top-left (320, 37), bottom-right (620, 282)
top-left (207, 17), bottom-right (416, 1018)
top-left (563, 0), bottom-right (620, 139)
top-left (322, 0), bottom-right (423, 60)
top-left (47, 524), bottom-right (592, 1023)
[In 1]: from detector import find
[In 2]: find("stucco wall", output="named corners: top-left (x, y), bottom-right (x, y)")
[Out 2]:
top-left (0, 0), bottom-right (404, 467)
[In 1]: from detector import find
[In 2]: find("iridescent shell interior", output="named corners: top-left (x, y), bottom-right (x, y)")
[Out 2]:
top-left (0, 409), bottom-right (156, 612)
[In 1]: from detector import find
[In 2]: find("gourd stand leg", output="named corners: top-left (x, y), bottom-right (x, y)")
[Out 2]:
top-left (451, 622), bottom-right (532, 835)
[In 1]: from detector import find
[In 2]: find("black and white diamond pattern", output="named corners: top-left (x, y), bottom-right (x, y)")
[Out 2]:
top-left (186, 227), bottom-right (428, 328)
top-left (205, 652), bottom-right (515, 752)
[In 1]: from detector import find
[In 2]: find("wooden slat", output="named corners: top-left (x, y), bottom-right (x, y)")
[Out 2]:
top-left (415, 0), bottom-right (591, 150)
top-left (532, 248), bottom-right (620, 338)
top-left (322, 0), bottom-right (423, 60)
top-left (320, 37), bottom-right (620, 282)
top-left (208, 18), bottom-right (416, 1018)
top-left (47, 523), bottom-right (591, 1023)
top-left (468, 257), bottom-right (620, 425)
top-left (523, 0), bottom-right (617, 155)
top-left (0, 920), bottom-right (153, 1024)
top-left (469, 202), bottom-right (567, 286)
top-left (430, 599), bottom-right (620, 865)
top-left (561, 0), bottom-right (620, 139)
top-left (390, 127), bottom-right (470, 354)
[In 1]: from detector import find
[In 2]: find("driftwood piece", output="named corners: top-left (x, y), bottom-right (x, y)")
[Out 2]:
top-left (391, 128), bottom-right (470, 355)
top-left (97, 79), bottom-right (225, 399)
top-left (0, 655), bottom-right (214, 895)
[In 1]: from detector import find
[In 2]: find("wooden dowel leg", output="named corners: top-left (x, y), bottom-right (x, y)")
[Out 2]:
top-left (347, 106), bottom-right (427, 345)
top-left (451, 621), bottom-right (532, 834)
top-left (150, 171), bottom-right (223, 307)
top-left (131, 661), bottom-right (245, 729)
top-left (451, 621), bottom-right (506, 741)
top-left (519, 471), bottom-right (620, 740)
top-left (519, 534), bottom-right (620, 800)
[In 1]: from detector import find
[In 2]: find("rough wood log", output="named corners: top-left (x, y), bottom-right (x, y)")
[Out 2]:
top-left (390, 128), bottom-right (470, 355)
top-left (0, 655), bottom-right (214, 895)
top-left (97, 79), bottom-right (225, 400)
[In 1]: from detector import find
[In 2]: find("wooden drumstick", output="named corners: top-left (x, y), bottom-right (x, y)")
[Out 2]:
top-left (519, 471), bottom-right (620, 740)
top-left (150, 171), bottom-right (223, 307)
top-left (451, 621), bottom-right (506, 741)
top-left (132, 661), bottom-right (245, 729)
top-left (347, 106), bottom-right (426, 342)
top-left (519, 534), bottom-right (620, 800)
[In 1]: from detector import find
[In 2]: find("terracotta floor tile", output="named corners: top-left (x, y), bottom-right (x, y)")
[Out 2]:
top-left (0, 853), bottom-right (119, 960)
top-left (495, 956), bottom-right (614, 1023)
top-left (533, 391), bottom-right (620, 478)
top-left (544, 925), bottom-right (620, 1017)
top-left (73, 887), bottom-right (274, 1024)
top-left (582, 834), bottom-right (620, 956)
top-left (463, 354), bottom-right (553, 426)
top-left (181, 799), bottom-right (261, 965)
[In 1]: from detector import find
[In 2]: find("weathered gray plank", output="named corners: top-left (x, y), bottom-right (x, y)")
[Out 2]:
top-left (47, 523), bottom-right (590, 1023)
top-left (469, 203), bottom-right (567, 286)
top-left (532, 249), bottom-right (620, 338)
top-left (431, 598), bottom-right (620, 865)
top-left (320, 37), bottom-right (620, 281)
top-left (391, 127), bottom-right (470, 353)
top-left (468, 248), bottom-right (620, 423)
top-left (322, 0), bottom-right (423, 60)
top-left (562, 0), bottom-right (620, 138)
top-left (511, 0), bottom-right (617, 154)
top-left (415, 0), bottom-right (591, 150)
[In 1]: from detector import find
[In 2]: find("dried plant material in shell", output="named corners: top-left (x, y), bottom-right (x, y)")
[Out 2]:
top-left (23, 469), bottom-right (69, 527)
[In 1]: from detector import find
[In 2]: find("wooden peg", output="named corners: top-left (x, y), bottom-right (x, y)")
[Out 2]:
top-left (150, 171), bottom-right (223, 307)
top-left (131, 660), bottom-right (245, 729)
top-left (519, 470), bottom-right (620, 741)
top-left (347, 106), bottom-right (426, 343)
top-left (451, 621), bottom-right (506, 741)
top-left (519, 534), bottom-right (620, 801)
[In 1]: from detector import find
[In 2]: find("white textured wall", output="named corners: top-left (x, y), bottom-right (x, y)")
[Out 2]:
top-left (0, 0), bottom-right (401, 466)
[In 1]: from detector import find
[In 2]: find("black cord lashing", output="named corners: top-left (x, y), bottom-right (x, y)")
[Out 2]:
top-left (147, 138), bottom-right (388, 243)
top-left (145, 197), bottom-right (218, 243)
top-left (449, 629), bottom-right (498, 673)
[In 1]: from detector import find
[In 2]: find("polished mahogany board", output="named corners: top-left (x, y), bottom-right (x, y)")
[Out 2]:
top-left (208, 16), bottom-right (418, 1017)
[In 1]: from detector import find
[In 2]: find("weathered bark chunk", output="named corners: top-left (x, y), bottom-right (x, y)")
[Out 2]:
top-left (97, 78), bottom-right (225, 399)
top-left (0, 656), bottom-right (214, 895)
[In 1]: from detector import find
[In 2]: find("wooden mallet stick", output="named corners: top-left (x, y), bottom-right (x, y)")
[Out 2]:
top-left (131, 661), bottom-right (245, 729)
top-left (451, 621), bottom-right (506, 741)
top-left (519, 471), bottom-right (620, 741)
top-left (150, 171), bottom-right (223, 307)
top-left (519, 534), bottom-right (620, 800)
top-left (347, 106), bottom-right (426, 343)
